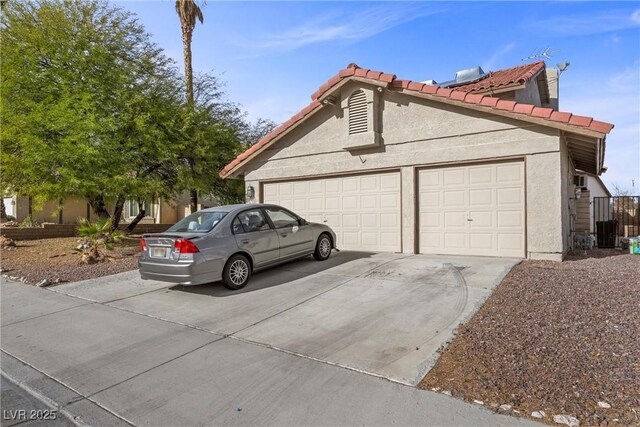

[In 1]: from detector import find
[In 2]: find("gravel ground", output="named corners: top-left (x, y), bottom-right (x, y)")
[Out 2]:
top-left (0, 237), bottom-right (140, 285)
top-left (419, 249), bottom-right (640, 426)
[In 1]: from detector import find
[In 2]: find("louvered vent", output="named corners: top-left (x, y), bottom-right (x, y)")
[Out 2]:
top-left (348, 90), bottom-right (368, 135)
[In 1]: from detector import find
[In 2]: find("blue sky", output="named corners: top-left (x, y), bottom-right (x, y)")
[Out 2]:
top-left (117, 1), bottom-right (640, 193)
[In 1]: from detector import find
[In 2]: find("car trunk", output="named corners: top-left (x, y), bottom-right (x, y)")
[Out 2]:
top-left (142, 233), bottom-right (202, 263)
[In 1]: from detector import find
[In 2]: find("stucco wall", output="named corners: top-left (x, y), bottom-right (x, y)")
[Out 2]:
top-left (242, 83), bottom-right (566, 258)
top-left (514, 79), bottom-right (542, 106)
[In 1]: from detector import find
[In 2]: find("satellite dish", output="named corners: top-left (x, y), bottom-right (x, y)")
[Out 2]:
top-left (557, 62), bottom-right (570, 73)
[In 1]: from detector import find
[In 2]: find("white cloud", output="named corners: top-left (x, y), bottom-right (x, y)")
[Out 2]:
top-left (482, 42), bottom-right (516, 71)
top-left (526, 8), bottom-right (640, 36)
top-left (242, 4), bottom-right (443, 53)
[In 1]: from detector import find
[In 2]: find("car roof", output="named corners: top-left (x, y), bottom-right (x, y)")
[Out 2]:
top-left (200, 203), bottom-right (282, 214)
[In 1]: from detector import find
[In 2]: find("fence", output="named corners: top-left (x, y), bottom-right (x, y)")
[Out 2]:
top-left (593, 196), bottom-right (640, 248)
top-left (0, 223), bottom-right (173, 241)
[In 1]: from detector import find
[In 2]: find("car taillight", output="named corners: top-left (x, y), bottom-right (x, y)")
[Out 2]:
top-left (174, 238), bottom-right (199, 254)
top-left (140, 238), bottom-right (147, 251)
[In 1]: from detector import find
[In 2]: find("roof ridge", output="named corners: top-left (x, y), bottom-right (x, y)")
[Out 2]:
top-left (220, 64), bottom-right (613, 178)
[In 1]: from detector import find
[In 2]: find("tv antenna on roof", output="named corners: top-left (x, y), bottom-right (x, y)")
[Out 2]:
top-left (522, 47), bottom-right (554, 62)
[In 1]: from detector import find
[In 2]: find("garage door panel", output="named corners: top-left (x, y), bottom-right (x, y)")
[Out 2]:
top-left (263, 172), bottom-right (401, 252)
top-left (444, 212), bottom-right (466, 227)
top-left (469, 166), bottom-right (492, 184)
top-left (496, 188), bottom-right (522, 205)
top-left (444, 169), bottom-right (465, 185)
top-left (419, 161), bottom-right (524, 257)
top-left (469, 189), bottom-right (493, 206)
top-left (444, 191), bottom-right (465, 207)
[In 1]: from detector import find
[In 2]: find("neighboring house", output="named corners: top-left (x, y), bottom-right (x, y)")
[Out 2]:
top-left (9, 193), bottom-right (216, 225)
top-left (573, 171), bottom-right (612, 234)
top-left (220, 62), bottom-right (613, 261)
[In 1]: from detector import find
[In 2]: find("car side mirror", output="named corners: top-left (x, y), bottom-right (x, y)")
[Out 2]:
top-left (298, 218), bottom-right (307, 226)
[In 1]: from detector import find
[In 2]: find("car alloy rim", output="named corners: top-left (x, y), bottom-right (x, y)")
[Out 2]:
top-left (320, 238), bottom-right (331, 257)
top-left (229, 260), bottom-right (248, 285)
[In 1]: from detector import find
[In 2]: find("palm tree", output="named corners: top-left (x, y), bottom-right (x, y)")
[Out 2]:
top-left (175, 0), bottom-right (203, 212)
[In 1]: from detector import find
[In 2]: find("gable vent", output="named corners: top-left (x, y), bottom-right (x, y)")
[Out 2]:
top-left (348, 90), bottom-right (368, 135)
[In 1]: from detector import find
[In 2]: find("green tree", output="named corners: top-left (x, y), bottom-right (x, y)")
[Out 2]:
top-left (175, 0), bottom-right (204, 213)
top-left (1, 0), bottom-right (182, 230)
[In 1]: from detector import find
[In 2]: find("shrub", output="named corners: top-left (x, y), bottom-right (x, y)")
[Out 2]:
top-left (75, 218), bottom-right (124, 264)
top-left (19, 216), bottom-right (40, 228)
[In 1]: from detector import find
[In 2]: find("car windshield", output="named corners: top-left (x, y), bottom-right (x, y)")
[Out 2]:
top-left (166, 211), bottom-right (228, 233)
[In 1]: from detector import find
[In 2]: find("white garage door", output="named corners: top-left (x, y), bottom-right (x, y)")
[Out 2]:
top-left (263, 172), bottom-right (401, 252)
top-left (418, 161), bottom-right (525, 257)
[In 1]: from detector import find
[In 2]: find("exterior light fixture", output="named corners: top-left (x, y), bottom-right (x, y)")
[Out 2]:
top-left (574, 187), bottom-right (582, 200)
top-left (246, 185), bottom-right (255, 200)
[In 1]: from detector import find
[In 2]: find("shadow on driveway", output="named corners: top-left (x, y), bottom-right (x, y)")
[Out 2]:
top-left (170, 251), bottom-right (378, 297)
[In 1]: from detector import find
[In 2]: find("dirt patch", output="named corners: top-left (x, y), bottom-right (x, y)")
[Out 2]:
top-left (1, 236), bottom-right (140, 285)
top-left (419, 249), bottom-right (640, 426)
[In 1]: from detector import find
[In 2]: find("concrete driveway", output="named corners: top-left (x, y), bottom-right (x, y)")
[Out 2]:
top-left (0, 251), bottom-right (531, 426)
top-left (51, 251), bottom-right (517, 385)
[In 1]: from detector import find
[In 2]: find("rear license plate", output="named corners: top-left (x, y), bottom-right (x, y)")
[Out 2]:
top-left (150, 247), bottom-right (168, 258)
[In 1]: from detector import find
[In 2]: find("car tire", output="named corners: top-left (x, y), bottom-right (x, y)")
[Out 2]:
top-left (313, 234), bottom-right (332, 261)
top-left (222, 254), bottom-right (251, 290)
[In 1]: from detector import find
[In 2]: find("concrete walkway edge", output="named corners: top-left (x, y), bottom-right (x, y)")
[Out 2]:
top-left (1, 350), bottom-right (132, 426)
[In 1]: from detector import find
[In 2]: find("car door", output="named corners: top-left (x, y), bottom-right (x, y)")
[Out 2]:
top-left (232, 208), bottom-right (280, 267)
top-left (264, 206), bottom-right (313, 259)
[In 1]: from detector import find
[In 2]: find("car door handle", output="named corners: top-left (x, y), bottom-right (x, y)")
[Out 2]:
top-left (241, 239), bottom-right (250, 244)
top-left (280, 233), bottom-right (287, 237)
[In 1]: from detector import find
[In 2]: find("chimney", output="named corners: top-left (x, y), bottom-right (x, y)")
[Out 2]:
top-left (546, 67), bottom-right (559, 110)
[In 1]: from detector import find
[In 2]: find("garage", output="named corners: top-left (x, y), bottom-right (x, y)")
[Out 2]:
top-left (263, 171), bottom-right (401, 252)
top-left (221, 63), bottom-right (613, 261)
top-left (418, 161), bottom-right (525, 257)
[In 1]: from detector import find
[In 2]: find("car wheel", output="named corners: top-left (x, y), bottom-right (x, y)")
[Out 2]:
top-left (313, 234), bottom-right (332, 261)
top-left (222, 254), bottom-right (251, 290)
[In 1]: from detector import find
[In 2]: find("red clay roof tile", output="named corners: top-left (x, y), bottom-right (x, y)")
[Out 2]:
top-left (549, 111), bottom-right (572, 123)
top-left (496, 100), bottom-right (517, 111)
top-left (513, 104), bottom-right (535, 115)
top-left (531, 107), bottom-right (554, 118)
top-left (569, 115), bottom-right (593, 127)
top-left (221, 63), bottom-right (613, 178)
top-left (453, 61), bottom-right (545, 93)
top-left (408, 82), bottom-right (425, 91)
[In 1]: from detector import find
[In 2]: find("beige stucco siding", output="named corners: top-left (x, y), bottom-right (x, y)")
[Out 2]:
top-left (243, 85), bottom-right (566, 259)
top-left (244, 86), bottom-right (560, 182)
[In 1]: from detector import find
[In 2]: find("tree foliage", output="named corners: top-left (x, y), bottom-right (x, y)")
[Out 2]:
top-left (1, 0), bottom-right (263, 227)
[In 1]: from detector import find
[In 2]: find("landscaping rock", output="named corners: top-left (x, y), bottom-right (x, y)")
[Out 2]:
top-left (441, 390), bottom-right (452, 396)
top-left (0, 235), bottom-right (16, 248)
top-left (473, 400), bottom-right (484, 405)
top-left (597, 401), bottom-right (611, 409)
top-left (419, 251), bottom-right (639, 425)
top-left (36, 279), bottom-right (51, 287)
top-left (553, 414), bottom-right (580, 427)
top-left (499, 404), bottom-right (512, 412)
top-left (532, 410), bottom-right (546, 418)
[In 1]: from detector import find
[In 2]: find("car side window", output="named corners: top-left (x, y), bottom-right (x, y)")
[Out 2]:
top-left (234, 210), bottom-right (271, 234)
top-left (265, 207), bottom-right (299, 229)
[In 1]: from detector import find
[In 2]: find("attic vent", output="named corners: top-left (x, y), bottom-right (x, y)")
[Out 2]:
top-left (348, 90), bottom-right (368, 135)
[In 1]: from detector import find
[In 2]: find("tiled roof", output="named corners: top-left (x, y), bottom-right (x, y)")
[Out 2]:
top-left (452, 61), bottom-right (546, 93)
top-left (221, 64), bottom-right (614, 178)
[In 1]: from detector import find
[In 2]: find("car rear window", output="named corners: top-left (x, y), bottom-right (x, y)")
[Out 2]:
top-left (166, 211), bottom-right (228, 233)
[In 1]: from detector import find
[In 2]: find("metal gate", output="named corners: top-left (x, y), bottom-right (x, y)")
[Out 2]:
top-left (593, 196), bottom-right (640, 248)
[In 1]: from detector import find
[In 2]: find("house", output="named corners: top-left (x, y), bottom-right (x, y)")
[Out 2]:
top-left (220, 61), bottom-right (613, 261)
top-left (573, 171), bottom-right (612, 234)
top-left (8, 193), bottom-right (216, 225)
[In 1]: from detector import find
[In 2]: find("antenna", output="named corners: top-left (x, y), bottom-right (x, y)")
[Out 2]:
top-left (522, 47), bottom-right (554, 62)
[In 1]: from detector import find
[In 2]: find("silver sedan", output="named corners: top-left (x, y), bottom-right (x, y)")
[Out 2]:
top-left (138, 204), bottom-right (337, 290)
